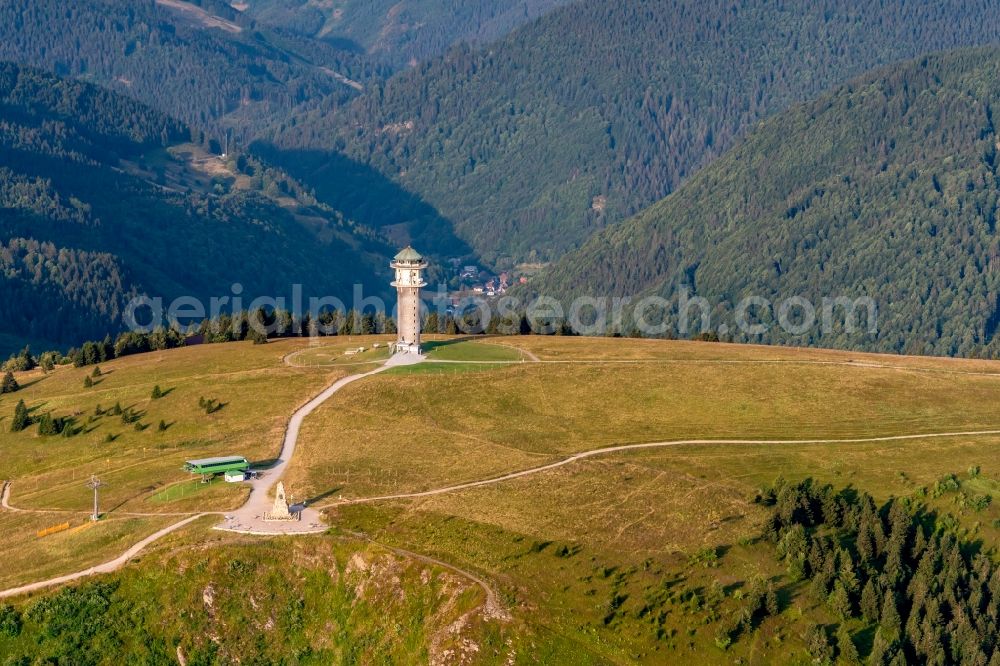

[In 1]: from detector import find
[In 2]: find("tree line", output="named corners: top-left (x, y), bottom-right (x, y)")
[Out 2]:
top-left (755, 477), bottom-right (1000, 664)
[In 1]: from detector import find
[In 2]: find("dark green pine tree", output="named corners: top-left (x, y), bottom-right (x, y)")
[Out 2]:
top-left (879, 592), bottom-right (902, 642)
top-left (868, 629), bottom-right (896, 666)
top-left (100, 335), bottom-right (113, 361)
top-left (837, 625), bottom-right (861, 665)
top-left (861, 579), bottom-right (881, 623)
top-left (10, 399), bottom-right (29, 432)
top-left (838, 549), bottom-right (860, 593)
top-left (828, 580), bottom-right (853, 620)
top-left (857, 524), bottom-right (876, 564)
top-left (37, 413), bottom-right (61, 436)
top-left (83, 375), bottom-right (93, 388)
top-left (151, 384), bottom-right (163, 399)
top-left (17, 346), bottom-right (35, 371)
top-left (764, 584), bottom-right (779, 616)
top-left (0, 371), bottom-right (18, 394)
top-left (804, 623), bottom-right (833, 664)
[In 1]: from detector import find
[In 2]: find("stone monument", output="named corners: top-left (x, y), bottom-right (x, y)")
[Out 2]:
top-left (264, 481), bottom-right (296, 521)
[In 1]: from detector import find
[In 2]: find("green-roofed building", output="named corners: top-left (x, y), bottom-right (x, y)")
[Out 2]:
top-left (184, 455), bottom-right (249, 481)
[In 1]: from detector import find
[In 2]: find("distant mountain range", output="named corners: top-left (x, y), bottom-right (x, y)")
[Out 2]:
top-left (0, 0), bottom-right (569, 142)
top-left (0, 63), bottom-right (391, 353)
top-left (0, 0), bottom-right (379, 140)
top-left (273, 0), bottom-right (1000, 267)
top-left (238, 0), bottom-right (576, 68)
top-left (531, 48), bottom-right (1000, 357)
top-left (5, 1), bottom-right (1000, 357)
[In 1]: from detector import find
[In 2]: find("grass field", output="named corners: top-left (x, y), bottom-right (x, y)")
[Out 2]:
top-left (286, 337), bottom-right (394, 367)
top-left (287, 336), bottom-right (1000, 663)
top-left (0, 339), bottom-right (368, 514)
top-left (423, 339), bottom-right (528, 362)
top-left (0, 338), bottom-right (386, 587)
top-left (0, 511), bottom-right (179, 589)
top-left (285, 338), bottom-right (1000, 500)
top-left (5, 335), bottom-right (1000, 663)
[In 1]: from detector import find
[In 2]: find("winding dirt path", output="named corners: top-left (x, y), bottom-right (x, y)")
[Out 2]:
top-left (214, 355), bottom-right (420, 534)
top-left (5, 425), bottom-right (998, 601)
top-left (0, 513), bottom-right (207, 599)
top-left (316, 429), bottom-right (1000, 508)
top-left (343, 530), bottom-right (508, 621)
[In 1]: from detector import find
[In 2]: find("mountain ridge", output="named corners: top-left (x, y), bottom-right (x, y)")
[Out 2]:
top-left (530, 46), bottom-right (1000, 357)
top-left (0, 62), bottom-right (392, 353)
top-left (271, 0), bottom-right (1000, 267)
top-left (0, 0), bottom-right (379, 140)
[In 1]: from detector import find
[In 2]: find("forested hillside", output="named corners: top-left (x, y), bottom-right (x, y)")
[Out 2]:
top-left (532, 48), bottom-right (1000, 358)
top-left (0, 63), bottom-right (390, 352)
top-left (239, 0), bottom-right (574, 68)
top-left (0, 0), bottom-right (378, 140)
top-left (272, 0), bottom-right (1000, 267)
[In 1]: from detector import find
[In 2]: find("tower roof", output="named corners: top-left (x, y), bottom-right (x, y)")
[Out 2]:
top-left (393, 246), bottom-right (424, 263)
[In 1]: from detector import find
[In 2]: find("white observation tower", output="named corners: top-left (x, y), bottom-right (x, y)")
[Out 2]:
top-left (391, 246), bottom-right (427, 354)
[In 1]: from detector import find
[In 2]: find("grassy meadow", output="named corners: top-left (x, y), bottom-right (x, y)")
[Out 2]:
top-left (0, 511), bottom-right (179, 590)
top-left (288, 336), bottom-right (1000, 663)
top-left (0, 338), bottom-right (374, 514)
top-left (285, 337), bottom-right (1000, 500)
top-left (5, 335), bottom-right (1000, 663)
top-left (0, 337), bottom-right (392, 588)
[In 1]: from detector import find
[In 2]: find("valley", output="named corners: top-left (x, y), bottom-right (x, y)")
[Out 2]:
top-left (0, 63), bottom-right (391, 351)
top-left (276, 0), bottom-right (1000, 266)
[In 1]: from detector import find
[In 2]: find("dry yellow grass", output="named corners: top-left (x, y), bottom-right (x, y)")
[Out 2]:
top-left (401, 433), bottom-right (1000, 557)
top-left (509, 335), bottom-right (1000, 370)
top-left (287, 337), bottom-right (1000, 500)
top-left (0, 338), bottom-right (368, 513)
top-left (0, 511), bottom-right (179, 589)
top-left (0, 336), bottom-right (416, 589)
